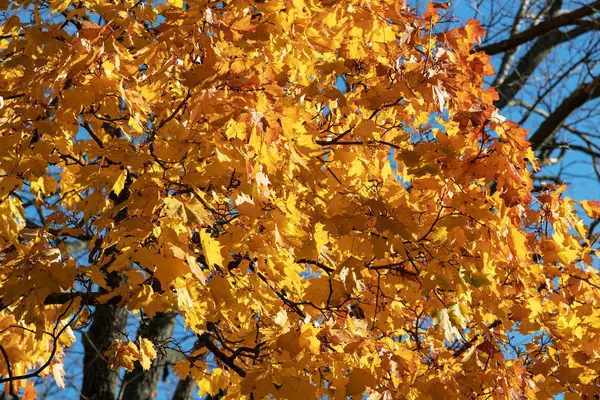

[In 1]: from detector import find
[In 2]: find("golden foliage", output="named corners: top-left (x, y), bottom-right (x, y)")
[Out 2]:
top-left (0, 0), bottom-right (599, 399)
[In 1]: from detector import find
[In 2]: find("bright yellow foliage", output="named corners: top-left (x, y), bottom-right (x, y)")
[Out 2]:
top-left (104, 338), bottom-right (157, 372)
top-left (0, 0), bottom-right (599, 399)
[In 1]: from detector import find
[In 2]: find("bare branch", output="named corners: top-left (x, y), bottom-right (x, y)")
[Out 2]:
top-left (295, 259), bottom-right (334, 274)
top-left (478, 0), bottom-right (600, 55)
top-left (197, 333), bottom-right (247, 378)
top-left (529, 75), bottom-right (600, 151)
top-left (492, 0), bottom-right (533, 86)
top-left (495, 25), bottom-right (590, 109)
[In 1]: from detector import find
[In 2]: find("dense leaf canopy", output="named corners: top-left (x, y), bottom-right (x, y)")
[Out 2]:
top-left (1, 1), bottom-right (599, 399)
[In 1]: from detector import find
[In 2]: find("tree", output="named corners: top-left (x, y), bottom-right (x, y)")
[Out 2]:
top-left (459, 0), bottom-right (600, 195)
top-left (1, 0), bottom-right (599, 399)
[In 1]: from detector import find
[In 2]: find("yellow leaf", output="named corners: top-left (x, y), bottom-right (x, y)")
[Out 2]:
top-left (104, 341), bottom-right (139, 371)
top-left (225, 120), bottom-right (247, 140)
top-left (162, 197), bottom-right (187, 222)
top-left (139, 338), bottom-right (157, 370)
top-left (167, 0), bottom-right (183, 7)
top-left (198, 368), bottom-right (229, 396)
top-left (173, 361), bottom-right (190, 379)
top-left (370, 25), bottom-right (396, 43)
top-left (30, 176), bottom-right (46, 195)
top-left (432, 308), bottom-right (461, 342)
top-left (112, 169), bottom-right (127, 196)
top-left (231, 15), bottom-right (254, 32)
top-left (314, 222), bottom-right (329, 253)
top-left (104, 339), bottom-right (156, 371)
top-left (187, 255), bottom-right (206, 284)
top-left (510, 226), bottom-right (528, 261)
top-left (277, 375), bottom-right (318, 399)
top-left (581, 200), bottom-right (600, 219)
top-left (200, 229), bottom-right (224, 269)
top-left (346, 368), bottom-right (377, 396)
top-left (527, 298), bottom-right (543, 318)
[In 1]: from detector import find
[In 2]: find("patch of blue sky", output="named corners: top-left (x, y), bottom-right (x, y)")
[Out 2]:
top-left (334, 75), bottom-right (348, 93)
top-left (299, 263), bottom-right (322, 279)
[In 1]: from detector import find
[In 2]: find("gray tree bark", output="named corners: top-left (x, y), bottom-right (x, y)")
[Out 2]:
top-left (119, 312), bottom-right (178, 400)
top-left (172, 376), bottom-right (196, 400)
top-left (529, 75), bottom-right (600, 151)
top-left (80, 304), bottom-right (128, 400)
top-left (81, 167), bottom-right (131, 400)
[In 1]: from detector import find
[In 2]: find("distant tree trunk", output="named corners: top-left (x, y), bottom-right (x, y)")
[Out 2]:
top-left (80, 304), bottom-right (128, 400)
top-left (81, 171), bottom-right (132, 400)
top-left (172, 376), bottom-right (196, 400)
top-left (119, 312), bottom-right (178, 400)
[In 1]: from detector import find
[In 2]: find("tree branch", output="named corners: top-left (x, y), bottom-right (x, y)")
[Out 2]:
top-left (478, 0), bottom-right (600, 55)
top-left (295, 259), bottom-right (334, 274)
top-left (0, 292), bottom-right (122, 312)
top-left (529, 75), bottom-right (600, 151)
top-left (492, 0), bottom-right (533, 86)
top-left (495, 25), bottom-right (589, 109)
top-left (366, 262), bottom-right (419, 277)
top-left (197, 333), bottom-right (247, 378)
top-left (0, 343), bottom-right (15, 396)
top-left (0, 302), bottom-right (83, 385)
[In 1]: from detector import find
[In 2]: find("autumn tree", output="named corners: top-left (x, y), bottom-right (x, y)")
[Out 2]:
top-left (455, 0), bottom-right (600, 196)
top-left (1, 1), bottom-right (600, 399)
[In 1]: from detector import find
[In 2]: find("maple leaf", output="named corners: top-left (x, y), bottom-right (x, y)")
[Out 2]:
top-left (22, 380), bottom-right (37, 400)
top-left (581, 200), bottom-right (600, 219)
top-left (104, 339), bottom-right (156, 372)
top-left (200, 229), bottom-right (224, 270)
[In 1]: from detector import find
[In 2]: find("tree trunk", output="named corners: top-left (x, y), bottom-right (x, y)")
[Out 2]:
top-left (171, 376), bottom-right (196, 400)
top-left (80, 304), bottom-right (128, 400)
top-left (81, 167), bottom-right (132, 400)
top-left (119, 312), bottom-right (178, 400)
